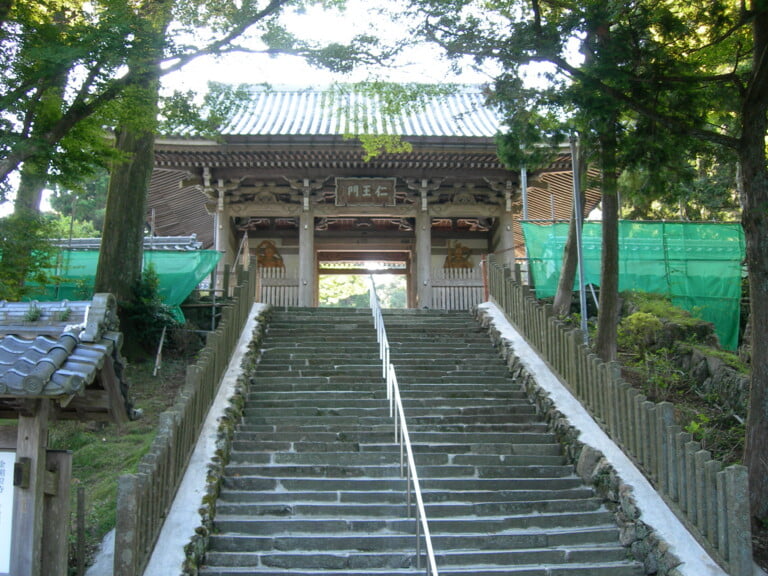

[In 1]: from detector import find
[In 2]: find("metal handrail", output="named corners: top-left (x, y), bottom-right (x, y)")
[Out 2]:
top-left (368, 276), bottom-right (438, 576)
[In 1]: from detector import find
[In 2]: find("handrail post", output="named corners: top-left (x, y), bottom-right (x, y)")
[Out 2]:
top-left (416, 507), bottom-right (422, 568)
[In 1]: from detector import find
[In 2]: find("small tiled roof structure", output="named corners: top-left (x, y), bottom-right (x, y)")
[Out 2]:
top-left (51, 235), bottom-right (204, 251)
top-left (0, 294), bottom-right (131, 423)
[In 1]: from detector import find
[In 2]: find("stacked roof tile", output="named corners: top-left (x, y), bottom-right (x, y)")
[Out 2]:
top-left (173, 86), bottom-right (502, 138)
top-left (0, 295), bottom-right (131, 421)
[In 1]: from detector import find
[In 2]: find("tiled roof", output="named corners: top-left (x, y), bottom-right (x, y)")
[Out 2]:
top-left (52, 235), bottom-right (203, 251)
top-left (0, 295), bottom-right (131, 422)
top-left (175, 86), bottom-right (502, 139)
top-left (0, 332), bottom-right (114, 397)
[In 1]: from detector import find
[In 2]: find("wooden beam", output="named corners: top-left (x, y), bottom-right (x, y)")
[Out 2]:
top-left (100, 356), bottom-right (129, 430)
top-left (41, 451), bottom-right (72, 576)
top-left (10, 398), bottom-right (50, 576)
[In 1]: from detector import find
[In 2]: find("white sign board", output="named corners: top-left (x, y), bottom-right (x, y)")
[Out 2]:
top-left (0, 451), bottom-right (14, 574)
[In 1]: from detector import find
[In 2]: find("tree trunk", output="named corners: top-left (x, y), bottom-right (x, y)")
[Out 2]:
top-left (94, 126), bottom-right (157, 303)
top-left (94, 0), bottom-right (172, 304)
top-left (0, 0), bottom-right (12, 28)
top-left (594, 126), bottom-right (620, 362)
top-left (742, 1), bottom-right (768, 522)
top-left (553, 142), bottom-right (588, 317)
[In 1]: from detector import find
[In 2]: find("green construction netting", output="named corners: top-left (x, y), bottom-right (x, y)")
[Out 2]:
top-left (28, 250), bottom-right (221, 321)
top-left (522, 221), bottom-right (745, 350)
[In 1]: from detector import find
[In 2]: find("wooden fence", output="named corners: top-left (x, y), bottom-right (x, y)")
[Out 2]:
top-left (487, 256), bottom-right (752, 576)
top-left (256, 267), bottom-right (299, 307)
top-left (113, 264), bottom-right (256, 576)
top-left (431, 267), bottom-right (485, 311)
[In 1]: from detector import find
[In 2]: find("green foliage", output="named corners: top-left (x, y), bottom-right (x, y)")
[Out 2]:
top-left (318, 273), bottom-right (407, 308)
top-left (345, 133), bottom-right (413, 161)
top-left (55, 307), bottom-right (72, 322)
top-left (617, 311), bottom-right (663, 353)
top-left (632, 347), bottom-right (685, 402)
top-left (122, 264), bottom-right (179, 351)
top-left (1, 0), bottom-right (400, 196)
top-left (24, 302), bottom-right (42, 322)
top-left (684, 412), bottom-right (711, 438)
top-left (0, 212), bottom-right (58, 301)
top-left (329, 82), bottom-right (458, 159)
top-left (47, 358), bottom-right (191, 567)
top-left (623, 291), bottom-right (699, 326)
top-left (45, 213), bottom-right (101, 239)
top-left (373, 275), bottom-right (407, 309)
top-left (159, 82), bottom-right (253, 137)
top-left (319, 274), bottom-right (369, 308)
top-left (49, 170), bottom-right (109, 232)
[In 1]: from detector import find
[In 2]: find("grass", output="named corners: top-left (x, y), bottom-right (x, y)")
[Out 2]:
top-left (48, 356), bottom-right (190, 569)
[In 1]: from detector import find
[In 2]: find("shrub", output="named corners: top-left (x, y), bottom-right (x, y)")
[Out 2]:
top-left (122, 264), bottom-right (179, 352)
top-left (618, 311), bottom-right (663, 353)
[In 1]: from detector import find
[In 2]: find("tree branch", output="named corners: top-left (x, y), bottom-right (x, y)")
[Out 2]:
top-left (540, 54), bottom-right (740, 150)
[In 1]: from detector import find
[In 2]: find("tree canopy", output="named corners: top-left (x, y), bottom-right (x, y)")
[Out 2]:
top-left (0, 0), bottom-right (399, 203)
top-left (406, 0), bottom-right (768, 522)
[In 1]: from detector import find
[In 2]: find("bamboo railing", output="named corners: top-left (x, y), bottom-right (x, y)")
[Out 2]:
top-left (486, 256), bottom-right (752, 576)
top-left (114, 263), bottom-right (256, 576)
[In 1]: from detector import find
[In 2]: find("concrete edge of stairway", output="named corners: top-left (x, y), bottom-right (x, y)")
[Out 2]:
top-left (478, 301), bottom-right (742, 576)
top-left (85, 302), bottom-right (268, 576)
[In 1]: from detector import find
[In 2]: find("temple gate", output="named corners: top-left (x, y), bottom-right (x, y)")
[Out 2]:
top-left (148, 87), bottom-right (600, 308)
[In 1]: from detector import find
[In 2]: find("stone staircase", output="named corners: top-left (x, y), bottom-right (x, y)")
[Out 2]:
top-left (199, 307), bottom-right (643, 575)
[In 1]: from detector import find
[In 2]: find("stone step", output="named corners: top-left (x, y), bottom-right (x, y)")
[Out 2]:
top-left (263, 336), bottom-right (379, 344)
top-left (259, 345), bottom-right (379, 354)
top-left (212, 509), bottom-right (616, 536)
top-left (250, 378), bottom-right (383, 389)
top-left (228, 449), bottom-right (566, 468)
top-left (200, 546), bottom-right (639, 574)
top-left (257, 355), bottom-right (381, 363)
top-left (222, 476), bottom-right (586, 492)
top-left (224, 463), bottom-right (576, 480)
top-left (198, 565), bottom-right (642, 576)
top-left (241, 392), bottom-right (529, 404)
top-left (253, 368), bottom-right (383, 377)
top-left (237, 419), bottom-right (547, 431)
top-left (241, 404), bottom-right (538, 418)
top-left (230, 440), bottom-right (565, 456)
top-left (240, 406), bottom-right (392, 417)
top-left (232, 430), bottom-right (559, 444)
top-left (216, 487), bottom-right (599, 505)
top-left (248, 382), bottom-right (521, 394)
top-left (204, 531), bottom-right (626, 556)
top-left (215, 496), bottom-right (604, 518)
top-left (198, 308), bottom-right (641, 576)
top-left (224, 464), bottom-right (404, 479)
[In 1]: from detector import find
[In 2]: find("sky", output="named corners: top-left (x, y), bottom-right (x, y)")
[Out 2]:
top-left (162, 1), bottom-right (497, 93)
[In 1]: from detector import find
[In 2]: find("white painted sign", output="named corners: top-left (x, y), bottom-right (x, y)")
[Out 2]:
top-left (0, 452), bottom-right (13, 574)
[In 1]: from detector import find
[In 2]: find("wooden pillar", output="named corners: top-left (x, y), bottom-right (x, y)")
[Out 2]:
top-left (41, 451), bottom-right (72, 576)
top-left (299, 205), bottom-right (315, 307)
top-left (214, 181), bottom-right (234, 295)
top-left (11, 399), bottom-right (50, 576)
top-left (415, 203), bottom-right (432, 309)
top-left (499, 209), bottom-right (515, 268)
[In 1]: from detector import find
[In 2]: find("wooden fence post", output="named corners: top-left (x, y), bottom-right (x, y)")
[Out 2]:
top-left (725, 466), bottom-right (752, 576)
top-left (114, 475), bottom-right (140, 576)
